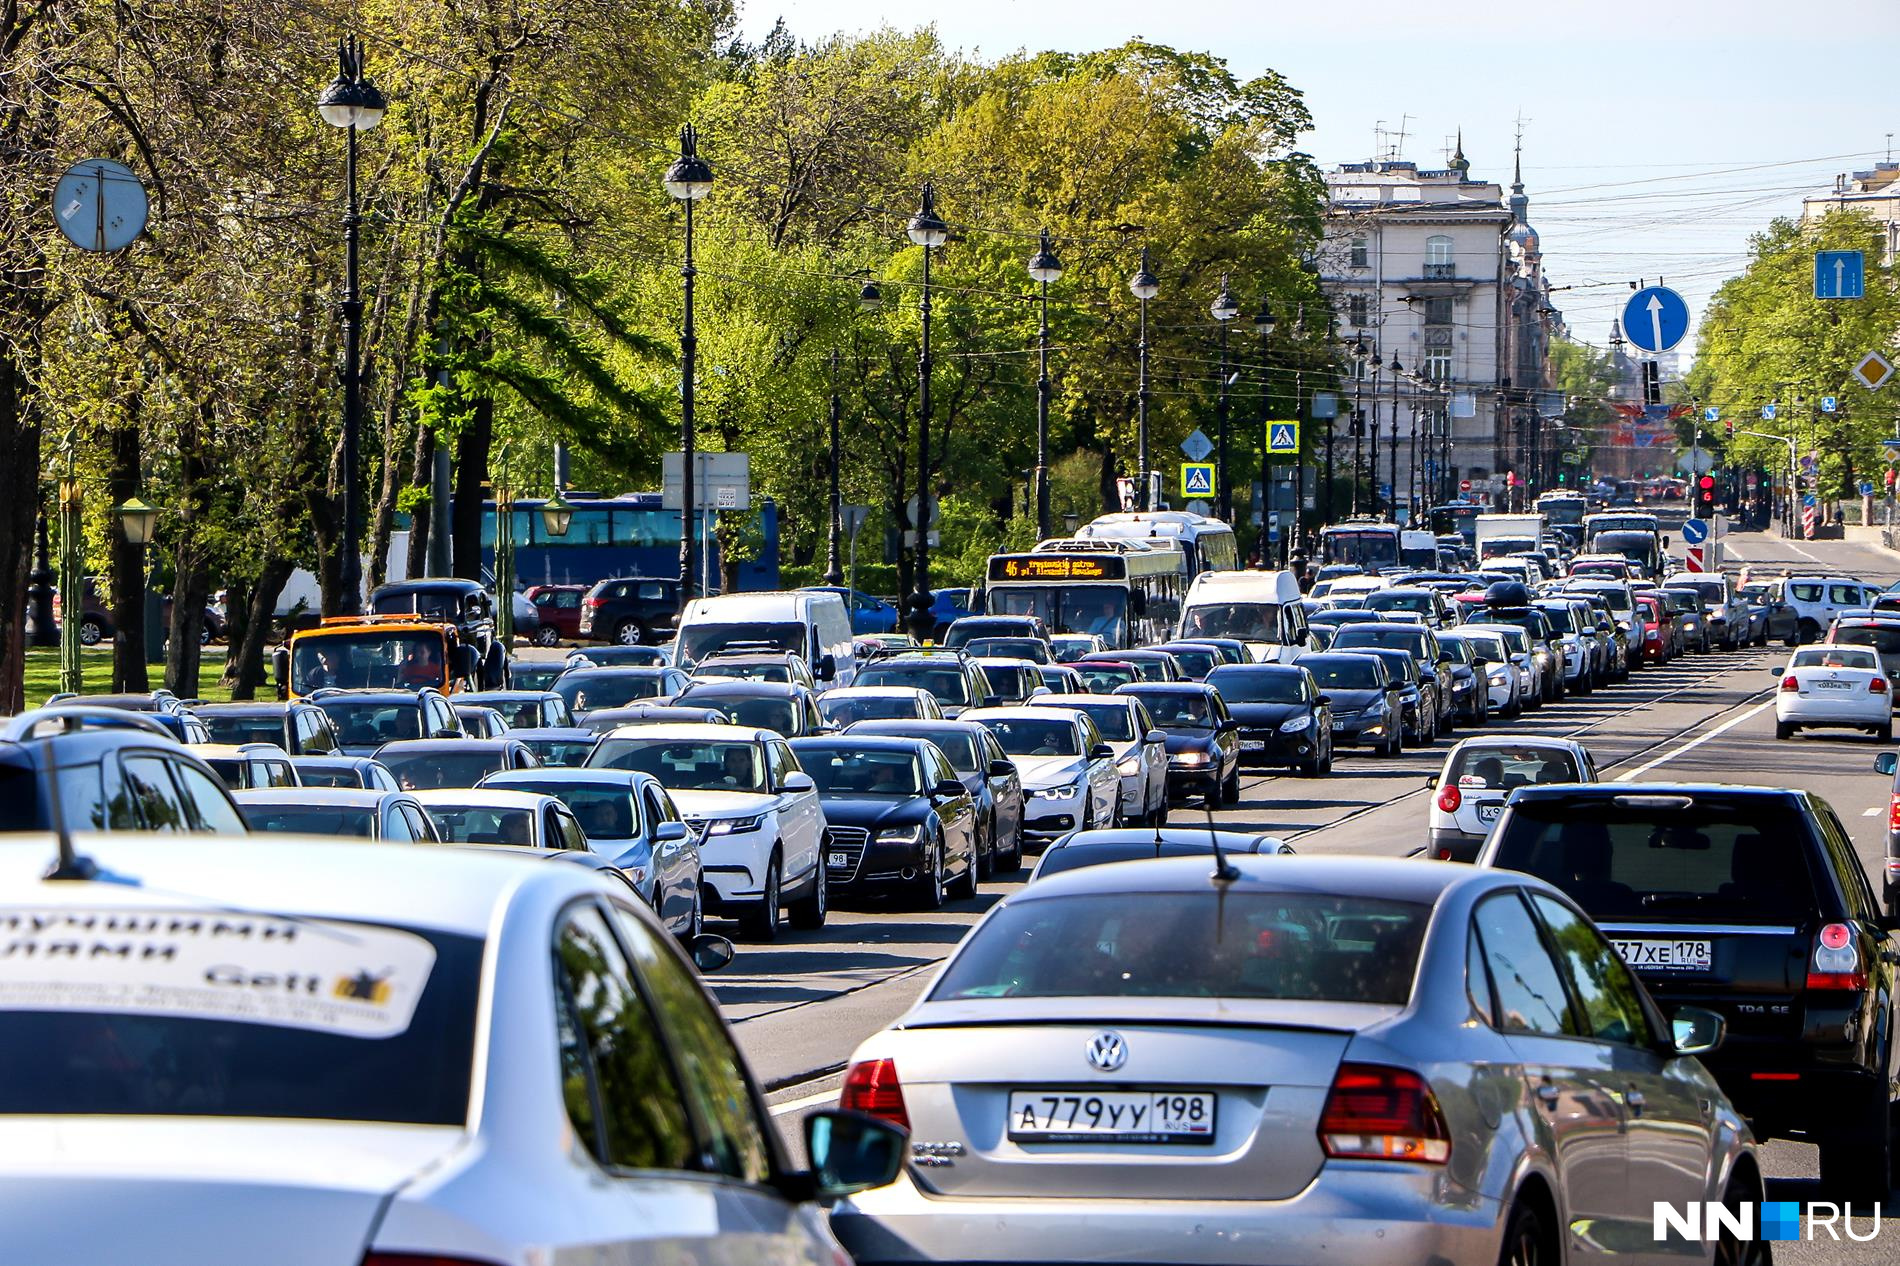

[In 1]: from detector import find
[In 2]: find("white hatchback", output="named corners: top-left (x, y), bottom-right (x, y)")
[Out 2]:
top-left (0, 835), bottom-right (903, 1266)
top-left (1425, 736), bottom-right (1598, 862)
top-left (1774, 644), bottom-right (1893, 741)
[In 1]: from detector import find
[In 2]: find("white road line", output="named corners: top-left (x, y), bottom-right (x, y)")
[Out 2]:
top-left (1865, 807), bottom-right (1883, 817)
top-left (769, 1086), bottom-right (839, 1117)
top-left (1614, 699), bottom-right (1776, 781)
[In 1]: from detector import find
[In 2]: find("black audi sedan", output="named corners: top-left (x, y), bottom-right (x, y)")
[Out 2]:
top-left (1111, 681), bottom-right (1242, 805)
top-left (1296, 652), bottom-right (1403, 756)
top-left (1204, 663), bottom-right (1331, 776)
top-left (788, 735), bottom-right (981, 907)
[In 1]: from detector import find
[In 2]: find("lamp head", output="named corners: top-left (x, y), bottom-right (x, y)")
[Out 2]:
top-left (1026, 228), bottom-right (1063, 285)
top-left (663, 124), bottom-right (714, 201)
top-left (907, 181), bottom-right (949, 248)
top-left (316, 37), bottom-right (387, 131)
top-left (1128, 246), bottom-right (1159, 301)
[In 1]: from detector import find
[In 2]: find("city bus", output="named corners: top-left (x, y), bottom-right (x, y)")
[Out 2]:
top-left (1428, 502), bottom-right (1485, 544)
top-left (1318, 520), bottom-right (1403, 571)
top-left (491, 492), bottom-right (781, 590)
top-left (1535, 491), bottom-right (1590, 546)
top-left (1073, 510), bottom-right (1239, 581)
top-left (983, 539), bottom-right (1186, 649)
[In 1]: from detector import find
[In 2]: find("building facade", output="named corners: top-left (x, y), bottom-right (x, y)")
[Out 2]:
top-left (1803, 162), bottom-right (1900, 265)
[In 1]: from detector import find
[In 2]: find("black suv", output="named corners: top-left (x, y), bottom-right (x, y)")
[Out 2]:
top-left (193, 701), bottom-right (341, 755)
top-left (0, 707), bottom-right (249, 833)
top-left (576, 576), bottom-right (683, 646)
top-left (1480, 782), bottom-right (1900, 1200)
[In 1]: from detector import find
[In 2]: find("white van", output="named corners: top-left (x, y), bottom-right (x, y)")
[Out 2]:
top-left (673, 591), bottom-right (857, 685)
top-left (1176, 570), bottom-right (1311, 663)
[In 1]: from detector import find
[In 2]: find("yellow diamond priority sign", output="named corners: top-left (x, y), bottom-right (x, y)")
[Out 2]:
top-left (1852, 351), bottom-right (1894, 392)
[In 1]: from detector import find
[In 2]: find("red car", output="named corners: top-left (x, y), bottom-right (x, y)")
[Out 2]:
top-left (524, 584), bottom-right (588, 647)
top-left (1633, 593), bottom-right (1678, 663)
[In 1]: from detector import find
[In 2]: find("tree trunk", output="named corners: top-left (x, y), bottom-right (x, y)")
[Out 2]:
top-left (452, 397), bottom-right (492, 580)
top-left (164, 542), bottom-right (209, 698)
top-left (369, 254), bottom-right (425, 589)
top-left (0, 349), bottom-right (40, 715)
top-left (404, 424), bottom-right (437, 580)
top-left (228, 554), bottom-right (294, 700)
top-left (108, 422), bottom-right (148, 692)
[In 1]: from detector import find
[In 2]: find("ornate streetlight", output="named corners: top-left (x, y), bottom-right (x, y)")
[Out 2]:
top-left (663, 124), bottom-right (714, 600)
top-left (1027, 229), bottom-right (1063, 539)
top-left (1128, 247), bottom-right (1160, 509)
top-left (1210, 275), bottom-right (1240, 519)
top-left (904, 184), bottom-right (948, 641)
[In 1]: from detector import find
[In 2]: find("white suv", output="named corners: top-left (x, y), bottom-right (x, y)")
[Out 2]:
top-left (588, 723), bottom-right (826, 940)
top-left (1782, 575), bottom-right (1883, 644)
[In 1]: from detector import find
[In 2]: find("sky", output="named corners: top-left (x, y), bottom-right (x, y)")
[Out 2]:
top-left (734, 0), bottom-right (1896, 355)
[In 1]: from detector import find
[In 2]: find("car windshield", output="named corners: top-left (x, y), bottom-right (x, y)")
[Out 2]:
top-left (1180, 603), bottom-right (1278, 641)
top-left (293, 632), bottom-right (447, 693)
top-left (945, 621), bottom-right (1036, 646)
top-left (860, 727), bottom-right (980, 772)
top-left (1076, 664), bottom-right (1137, 692)
top-left (379, 749), bottom-right (504, 790)
top-left (965, 638), bottom-right (1050, 664)
top-left (979, 665), bottom-right (1035, 702)
top-left (1366, 592), bottom-right (1432, 615)
top-left (983, 718), bottom-right (1080, 757)
top-left (1465, 635), bottom-right (1508, 663)
top-left (678, 621), bottom-right (804, 664)
top-left (1446, 745), bottom-right (1580, 789)
top-left (590, 738), bottom-right (767, 793)
top-left (1136, 692), bottom-right (1214, 729)
top-left (1438, 637), bottom-right (1475, 665)
top-left (857, 664), bottom-right (971, 706)
top-left (498, 782), bottom-right (633, 838)
top-left (426, 805), bottom-right (538, 846)
top-left (691, 696), bottom-right (798, 734)
top-left (243, 805), bottom-right (378, 836)
top-left (1488, 796), bottom-right (1819, 924)
top-left (1208, 669), bottom-right (1306, 703)
top-left (932, 892), bottom-right (1426, 1003)
top-left (1792, 646), bottom-right (1879, 670)
top-left (821, 694), bottom-right (924, 725)
top-left (199, 715), bottom-right (285, 747)
top-left (295, 765), bottom-right (367, 789)
top-left (1538, 606), bottom-right (1575, 634)
top-left (372, 591), bottom-right (463, 621)
top-left (517, 738), bottom-right (597, 767)
top-left (1161, 647), bottom-right (1217, 677)
top-left (1300, 657), bottom-right (1384, 689)
top-left (798, 747), bottom-right (924, 795)
top-left (988, 587), bottom-right (1127, 643)
top-left (510, 665), bottom-right (566, 691)
top-left (0, 918), bottom-right (479, 1124)
top-left (553, 671), bottom-right (666, 712)
top-left (317, 700), bottom-right (423, 748)
top-left (475, 699), bottom-right (545, 728)
top-left (1832, 627), bottom-right (1900, 656)
top-left (1072, 703), bottom-right (1136, 741)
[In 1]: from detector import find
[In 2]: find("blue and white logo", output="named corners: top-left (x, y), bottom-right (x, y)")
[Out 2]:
top-left (1761, 404), bottom-right (1777, 420)
top-left (1822, 396), bottom-right (1839, 413)
top-left (1655, 1200), bottom-right (1881, 1244)
top-left (1623, 286), bottom-right (1690, 354)
top-left (1703, 407), bottom-right (1720, 423)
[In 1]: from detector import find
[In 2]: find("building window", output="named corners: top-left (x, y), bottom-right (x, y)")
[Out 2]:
top-left (1349, 237), bottom-right (1369, 268)
top-left (1347, 294), bottom-right (1368, 325)
top-left (1423, 296), bottom-right (1454, 326)
top-left (1424, 235), bottom-right (1454, 279)
top-left (1425, 350), bottom-right (1453, 382)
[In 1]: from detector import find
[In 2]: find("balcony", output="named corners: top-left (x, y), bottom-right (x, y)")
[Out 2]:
top-left (1422, 262), bottom-right (1457, 280)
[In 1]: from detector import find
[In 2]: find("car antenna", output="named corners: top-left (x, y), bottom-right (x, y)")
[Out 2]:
top-left (40, 724), bottom-right (97, 882)
top-left (1203, 785), bottom-right (1238, 884)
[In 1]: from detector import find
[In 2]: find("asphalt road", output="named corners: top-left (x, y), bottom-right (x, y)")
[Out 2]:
top-left (729, 527), bottom-right (1900, 1259)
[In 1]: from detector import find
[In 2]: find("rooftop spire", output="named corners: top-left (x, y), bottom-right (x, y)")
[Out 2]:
top-left (1450, 128), bottom-right (1470, 176)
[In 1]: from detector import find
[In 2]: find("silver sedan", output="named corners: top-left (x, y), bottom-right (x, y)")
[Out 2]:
top-left (828, 855), bottom-right (1764, 1266)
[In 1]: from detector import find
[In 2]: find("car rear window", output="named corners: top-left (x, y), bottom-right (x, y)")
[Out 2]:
top-left (1793, 646), bottom-right (1878, 670)
top-left (380, 750), bottom-right (504, 790)
top-left (933, 892), bottom-right (1426, 1004)
top-left (245, 806), bottom-right (378, 836)
top-left (1489, 796), bottom-right (1821, 924)
top-left (1833, 627), bottom-right (1900, 655)
top-left (1446, 745), bottom-right (1579, 789)
top-left (200, 715), bottom-right (286, 747)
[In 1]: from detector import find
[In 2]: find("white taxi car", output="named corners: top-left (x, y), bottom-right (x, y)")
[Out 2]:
top-left (0, 835), bottom-right (903, 1265)
top-left (1425, 736), bottom-right (1598, 862)
top-left (1773, 644), bottom-right (1893, 741)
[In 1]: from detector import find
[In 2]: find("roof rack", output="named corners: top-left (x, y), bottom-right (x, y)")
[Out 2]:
top-left (1, 706), bottom-right (176, 743)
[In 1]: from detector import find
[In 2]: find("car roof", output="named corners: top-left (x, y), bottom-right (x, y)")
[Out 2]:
top-left (1505, 781), bottom-right (1802, 804)
top-left (561, 665), bottom-right (674, 678)
top-left (1207, 661), bottom-right (1303, 673)
top-left (409, 788), bottom-right (561, 810)
top-left (598, 722), bottom-right (771, 741)
top-left (290, 754), bottom-right (377, 767)
top-left (484, 767), bottom-right (648, 787)
top-left (1015, 853), bottom-right (1497, 904)
top-left (193, 702), bottom-right (294, 715)
top-left (1038, 692), bottom-right (1134, 706)
top-left (376, 738), bottom-right (521, 753)
top-left (823, 685), bottom-right (930, 696)
top-left (677, 680), bottom-right (807, 698)
top-left (459, 690), bottom-right (559, 701)
top-left (846, 718), bottom-right (989, 735)
top-left (960, 706), bottom-right (1088, 722)
top-left (376, 577), bottom-right (485, 595)
top-left (195, 742), bottom-right (291, 758)
top-left (233, 787), bottom-right (401, 809)
top-left (506, 727), bottom-right (598, 740)
top-left (971, 656), bottom-right (1040, 669)
top-left (1445, 735), bottom-right (1587, 755)
top-left (0, 834), bottom-right (607, 938)
top-left (310, 690), bottom-right (430, 705)
top-left (790, 734), bottom-right (932, 753)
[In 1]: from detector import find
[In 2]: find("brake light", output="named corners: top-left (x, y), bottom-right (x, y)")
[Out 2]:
top-left (1781, 675), bottom-right (1799, 692)
top-left (1888, 796), bottom-right (1900, 833)
top-left (587, 596), bottom-right (607, 608)
top-left (1318, 1063), bottom-right (1449, 1164)
top-left (1875, 678), bottom-right (1890, 695)
top-left (1806, 922), bottom-right (1867, 991)
top-left (1436, 785), bottom-right (1461, 813)
top-left (841, 1057), bottom-right (909, 1129)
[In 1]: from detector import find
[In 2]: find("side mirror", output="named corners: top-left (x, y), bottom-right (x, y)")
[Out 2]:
top-left (433, 728), bottom-right (461, 740)
top-left (933, 778), bottom-right (965, 800)
top-left (271, 646), bottom-right (290, 687)
top-left (1877, 752), bottom-right (1897, 777)
top-left (1316, 695), bottom-right (1333, 706)
top-left (984, 695), bottom-right (1002, 708)
top-left (803, 1108), bottom-right (907, 1200)
top-left (780, 771), bottom-right (816, 793)
top-left (688, 932), bottom-right (736, 974)
top-left (1028, 685), bottom-right (1052, 699)
top-left (1662, 535), bottom-right (1671, 548)
top-left (1144, 729), bottom-right (1166, 745)
top-left (655, 821), bottom-right (689, 843)
top-left (1767, 665), bottom-right (1784, 676)
top-left (817, 653), bottom-right (838, 682)
top-left (1669, 1005), bottom-right (1724, 1057)
top-left (1436, 653), bottom-right (1453, 666)
top-left (1088, 743), bottom-right (1114, 760)
top-left (1385, 682), bottom-right (1405, 693)
top-left (988, 758), bottom-right (1015, 778)
top-left (455, 644), bottom-right (480, 681)
top-left (1424, 775), bottom-right (1438, 788)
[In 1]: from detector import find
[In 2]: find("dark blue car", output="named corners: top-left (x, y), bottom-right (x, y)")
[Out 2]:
top-left (803, 586), bottom-right (899, 636)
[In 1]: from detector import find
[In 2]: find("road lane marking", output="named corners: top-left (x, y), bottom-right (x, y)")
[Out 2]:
top-left (770, 1086), bottom-right (840, 1117)
top-left (1865, 807), bottom-right (1883, 816)
top-left (1613, 699), bottom-right (1777, 781)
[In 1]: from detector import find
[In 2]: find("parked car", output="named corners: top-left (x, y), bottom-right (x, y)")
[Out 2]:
top-left (1782, 575), bottom-right (1883, 644)
top-left (972, 656), bottom-right (1050, 705)
top-left (289, 753), bottom-right (399, 790)
top-left (961, 635), bottom-right (1054, 666)
top-left (369, 577), bottom-right (507, 685)
top-left (830, 854), bottom-right (1761, 1265)
top-left (1665, 575), bottom-right (1747, 649)
top-left (454, 704), bottom-right (511, 738)
top-left (1048, 632), bottom-right (1105, 663)
top-left (1204, 663), bottom-right (1332, 776)
top-left (1424, 736), bottom-right (1598, 862)
top-left (1112, 682), bottom-right (1242, 804)
top-left (1035, 663), bottom-right (1087, 694)
top-left (0, 706), bottom-right (249, 832)
top-left (412, 787), bottom-right (588, 850)
top-left (524, 582), bottom-right (589, 645)
top-left (1080, 648), bottom-right (1183, 682)
top-left (578, 704), bottom-right (731, 735)
top-left (564, 645), bottom-right (671, 668)
top-left (673, 679), bottom-right (831, 737)
top-left (817, 686), bottom-right (945, 728)
top-left (198, 742), bottom-right (301, 790)
top-left (1454, 629), bottom-right (1529, 719)
top-left (1295, 652), bottom-right (1403, 755)
top-left (376, 737), bottom-right (542, 789)
top-left (312, 687), bottom-right (462, 756)
top-left (1825, 614), bottom-right (1900, 683)
top-left (1738, 577), bottom-right (1800, 644)
top-left (1431, 631), bottom-right (1490, 724)
top-left (455, 689), bottom-right (574, 730)
top-left (508, 659), bottom-right (569, 692)
top-left (507, 726), bottom-right (600, 768)
top-left (236, 787), bottom-right (439, 840)
top-left (789, 735), bottom-right (980, 907)
top-left (553, 665), bottom-right (693, 719)
top-left (1040, 693), bottom-right (1169, 825)
top-left (1479, 781), bottom-right (1897, 1199)
top-left (576, 575), bottom-right (683, 645)
top-left (854, 652), bottom-right (998, 718)
top-left (1328, 623), bottom-right (1455, 732)
top-left (847, 718), bottom-right (1026, 876)
top-left (928, 586), bottom-right (977, 639)
top-left (1772, 644), bottom-right (1893, 741)
top-left (691, 648), bottom-right (817, 690)
top-left (193, 701), bottom-right (341, 755)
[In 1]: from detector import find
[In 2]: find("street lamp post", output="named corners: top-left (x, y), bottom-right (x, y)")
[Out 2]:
top-left (905, 183), bottom-right (948, 641)
top-left (489, 448), bottom-right (514, 647)
top-left (823, 278), bottom-right (883, 587)
top-left (112, 495), bottom-right (160, 693)
top-left (1027, 229), bottom-right (1063, 540)
top-left (1349, 336), bottom-right (1367, 515)
top-left (1251, 298), bottom-right (1277, 551)
top-left (27, 500), bottom-right (55, 649)
top-left (664, 124), bottom-right (714, 602)
top-left (1368, 348), bottom-right (1384, 515)
top-left (1210, 275), bottom-right (1239, 520)
top-left (1128, 248), bottom-right (1159, 509)
top-left (316, 36), bottom-right (387, 616)
top-left (1388, 358), bottom-right (1403, 522)
top-left (55, 434), bottom-right (83, 695)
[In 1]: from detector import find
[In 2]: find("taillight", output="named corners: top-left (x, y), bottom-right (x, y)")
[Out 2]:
top-left (1781, 675), bottom-right (1799, 691)
top-left (841, 1057), bottom-right (909, 1129)
top-left (1436, 785), bottom-right (1461, 813)
top-left (1806, 921), bottom-right (1867, 991)
top-left (1318, 1063), bottom-right (1449, 1164)
top-left (1888, 796), bottom-right (1900, 833)
top-left (587, 596), bottom-right (607, 608)
top-left (1874, 678), bottom-right (1890, 695)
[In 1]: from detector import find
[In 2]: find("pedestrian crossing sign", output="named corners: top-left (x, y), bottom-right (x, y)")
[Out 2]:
top-left (1180, 463), bottom-right (1215, 498)
top-left (1267, 421), bottom-right (1300, 456)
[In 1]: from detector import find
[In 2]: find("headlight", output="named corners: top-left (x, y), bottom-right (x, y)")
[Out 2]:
top-left (1116, 757), bottom-right (1142, 775)
top-left (706, 814), bottom-right (766, 835)
top-left (1031, 782), bottom-right (1080, 800)
top-left (1277, 714), bottom-right (1311, 733)
top-left (876, 825), bottom-right (923, 844)
top-left (1173, 751), bottom-right (1210, 767)
top-left (1487, 668), bottom-right (1509, 684)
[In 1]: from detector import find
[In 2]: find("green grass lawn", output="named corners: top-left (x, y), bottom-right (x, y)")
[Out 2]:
top-left (24, 647), bottom-right (235, 707)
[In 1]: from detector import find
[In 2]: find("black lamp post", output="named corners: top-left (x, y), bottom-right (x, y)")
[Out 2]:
top-left (1027, 229), bottom-right (1063, 540)
top-left (1251, 298), bottom-right (1276, 544)
top-left (1209, 276), bottom-right (1239, 519)
top-left (316, 36), bottom-right (386, 615)
top-left (1350, 336), bottom-right (1368, 514)
top-left (663, 125), bottom-right (714, 600)
top-left (1388, 358), bottom-right (1404, 521)
top-left (27, 501), bottom-right (55, 647)
top-left (905, 183), bottom-right (948, 641)
top-left (1368, 347), bottom-right (1384, 515)
top-left (1128, 248), bottom-right (1159, 509)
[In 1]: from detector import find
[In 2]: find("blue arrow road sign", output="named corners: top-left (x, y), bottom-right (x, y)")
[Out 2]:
top-left (1180, 462), bottom-right (1214, 498)
top-left (1861, 481), bottom-right (1876, 497)
top-left (1680, 517), bottom-right (1708, 545)
top-left (1822, 396), bottom-right (1838, 413)
top-left (1761, 404), bottom-right (1777, 420)
top-left (1703, 407), bottom-right (1720, 423)
top-left (1622, 286), bottom-right (1690, 354)
top-left (1804, 494), bottom-right (1818, 508)
top-left (1815, 250), bottom-right (1865, 300)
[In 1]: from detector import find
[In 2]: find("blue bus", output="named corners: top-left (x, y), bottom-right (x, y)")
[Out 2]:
top-left (483, 493), bottom-right (781, 591)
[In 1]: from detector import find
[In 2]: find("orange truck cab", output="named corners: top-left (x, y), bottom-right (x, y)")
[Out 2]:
top-left (277, 616), bottom-right (485, 701)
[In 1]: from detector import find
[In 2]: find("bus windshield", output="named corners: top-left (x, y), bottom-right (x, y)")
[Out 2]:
top-left (988, 586), bottom-right (1128, 645)
top-left (1320, 529), bottom-right (1400, 570)
top-left (293, 632), bottom-right (447, 693)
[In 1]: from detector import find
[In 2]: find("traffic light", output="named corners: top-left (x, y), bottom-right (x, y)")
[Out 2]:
top-left (1643, 361), bottom-right (1662, 406)
top-left (1698, 474), bottom-right (1716, 510)
top-left (1725, 418), bottom-right (1734, 438)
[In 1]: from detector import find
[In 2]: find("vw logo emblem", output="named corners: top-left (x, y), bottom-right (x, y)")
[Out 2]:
top-left (1085, 1030), bottom-right (1127, 1073)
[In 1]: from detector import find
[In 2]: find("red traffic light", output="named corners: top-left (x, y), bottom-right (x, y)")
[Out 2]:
top-left (1698, 475), bottom-right (1715, 490)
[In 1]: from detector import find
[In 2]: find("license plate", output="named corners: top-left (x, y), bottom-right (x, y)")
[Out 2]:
top-left (1476, 803), bottom-right (1502, 823)
top-left (1241, 739), bottom-right (1266, 751)
top-left (1007, 1090), bottom-right (1217, 1143)
top-left (827, 851), bottom-right (851, 869)
top-left (1331, 721), bottom-right (1347, 731)
top-left (1815, 680), bottom-right (1854, 690)
top-left (1612, 939), bottom-right (1712, 972)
